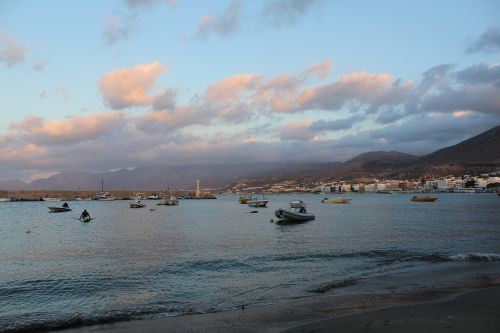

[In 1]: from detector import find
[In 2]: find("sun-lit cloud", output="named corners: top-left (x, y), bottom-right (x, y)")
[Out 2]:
top-left (0, 33), bottom-right (26, 67)
top-left (2, 59), bottom-right (500, 181)
top-left (195, 0), bottom-right (241, 40)
top-left (206, 74), bottom-right (261, 101)
top-left (297, 72), bottom-right (413, 113)
top-left (453, 110), bottom-right (474, 118)
top-left (9, 112), bottom-right (128, 145)
top-left (99, 61), bottom-right (169, 109)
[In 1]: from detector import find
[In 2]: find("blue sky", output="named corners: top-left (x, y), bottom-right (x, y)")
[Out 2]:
top-left (1, 0), bottom-right (499, 181)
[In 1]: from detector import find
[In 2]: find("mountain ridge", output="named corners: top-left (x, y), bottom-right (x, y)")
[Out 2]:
top-left (1, 125), bottom-right (499, 190)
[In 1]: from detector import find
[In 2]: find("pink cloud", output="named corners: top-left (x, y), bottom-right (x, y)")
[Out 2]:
top-left (10, 112), bottom-right (128, 144)
top-left (99, 61), bottom-right (169, 109)
top-left (206, 74), bottom-right (261, 102)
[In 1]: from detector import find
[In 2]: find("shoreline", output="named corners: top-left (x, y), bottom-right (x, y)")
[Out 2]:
top-left (52, 261), bottom-right (500, 333)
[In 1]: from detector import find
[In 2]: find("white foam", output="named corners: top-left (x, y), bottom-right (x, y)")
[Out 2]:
top-left (449, 253), bottom-right (500, 262)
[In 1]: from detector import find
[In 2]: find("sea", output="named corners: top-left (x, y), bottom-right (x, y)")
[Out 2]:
top-left (1, 193), bottom-right (499, 332)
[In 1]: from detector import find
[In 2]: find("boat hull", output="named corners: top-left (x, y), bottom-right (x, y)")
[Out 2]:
top-left (48, 207), bottom-right (72, 213)
top-left (321, 198), bottom-right (352, 204)
top-left (274, 209), bottom-right (315, 223)
top-left (411, 196), bottom-right (438, 202)
top-left (248, 200), bottom-right (268, 208)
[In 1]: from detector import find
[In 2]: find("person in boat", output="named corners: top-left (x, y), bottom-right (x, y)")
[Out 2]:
top-left (299, 207), bottom-right (306, 213)
top-left (62, 202), bottom-right (69, 208)
top-left (80, 209), bottom-right (90, 220)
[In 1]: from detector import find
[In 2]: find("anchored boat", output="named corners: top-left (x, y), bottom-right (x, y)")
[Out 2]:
top-left (48, 207), bottom-right (72, 213)
top-left (321, 198), bottom-right (352, 204)
top-left (275, 200), bottom-right (315, 223)
top-left (411, 196), bottom-right (438, 202)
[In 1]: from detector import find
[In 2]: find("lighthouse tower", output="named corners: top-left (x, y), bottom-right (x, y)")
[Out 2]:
top-left (195, 179), bottom-right (201, 198)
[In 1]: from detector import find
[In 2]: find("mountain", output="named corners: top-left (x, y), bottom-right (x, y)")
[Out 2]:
top-left (11, 163), bottom-right (302, 190)
top-left (2, 125), bottom-right (499, 190)
top-left (416, 125), bottom-right (500, 166)
top-left (0, 179), bottom-right (29, 190)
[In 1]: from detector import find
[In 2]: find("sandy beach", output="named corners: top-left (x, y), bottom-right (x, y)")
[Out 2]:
top-left (55, 262), bottom-right (500, 333)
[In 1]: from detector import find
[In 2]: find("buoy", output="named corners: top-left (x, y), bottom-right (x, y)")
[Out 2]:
top-left (269, 218), bottom-right (274, 223)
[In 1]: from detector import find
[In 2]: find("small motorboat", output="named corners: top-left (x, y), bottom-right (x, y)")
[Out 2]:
top-left (411, 196), bottom-right (438, 202)
top-left (321, 198), bottom-right (352, 204)
top-left (81, 217), bottom-right (93, 223)
top-left (48, 207), bottom-right (72, 213)
top-left (275, 200), bottom-right (315, 223)
top-left (130, 200), bottom-right (146, 208)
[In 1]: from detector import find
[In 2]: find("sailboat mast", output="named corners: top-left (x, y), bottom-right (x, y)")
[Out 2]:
top-left (101, 177), bottom-right (104, 192)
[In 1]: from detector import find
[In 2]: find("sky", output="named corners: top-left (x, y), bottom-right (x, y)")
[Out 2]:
top-left (1, 0), bottom-right (499, 181)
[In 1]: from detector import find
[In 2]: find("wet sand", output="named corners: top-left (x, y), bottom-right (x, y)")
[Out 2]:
top-left (55, 262), bottom-right (500, 333)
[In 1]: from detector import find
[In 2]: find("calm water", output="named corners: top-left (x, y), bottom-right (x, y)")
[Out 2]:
top-left (1, 193), bottom-right (499, 332)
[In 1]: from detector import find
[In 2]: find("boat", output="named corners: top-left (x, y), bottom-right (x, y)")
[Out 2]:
top-left (147, 193), bottom-right (160, 200)
top-left (0, 198), bottom-right (12, 202)
top-left (43, 197), bottom-right (61, 201)
top-left (321, 198), bottom-right (352, 204)
top-left (95, 178), bottom-right (115, 200)
top-left (130, 200), bottom-right (146, 208)
top-left (130, 188), bottom-right (146, 208)
top-left (95, 192), bottom-right (115, 200)
top-left (248, 194), bottom-right (268, 208)
top-left (48, 206), bottom-right (72, 213)
top-left (239, 194), bottom-right (252, 204)
top-left (274, 200), bottom-right (315, 223)
top-left (157, 195), bottom-right (179, 206)
top-left (411, 196), bottom-right (438, 202)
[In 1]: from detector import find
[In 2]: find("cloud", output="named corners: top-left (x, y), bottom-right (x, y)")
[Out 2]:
top-left (280, 119), bottom-right (314, 141)
top-left (0, 33), bottom-right (26, 67)
top-left (297, 72), bottom-right (413, 113)
top-left (153, 89), bottom-right (177, 110)
top-left (369, 113), bottom-right (498, 149)
top-left (9, 112), bottom-right (128, 145)
top-left (33, 59), bottom-right (49, 72)
top-left (455, 63), bottom-right (500, 86)
top-left (467, 26), bottom-right (500, 53)
top-left (125, 0), bottom-right (176, 7)
top-left (261, 0), bottom-right (324, 28)
top-left (39, 87), bottom-right (70, 99)
top-left (206, 74), bottom-right (262, 101)
top-left (195, 0), bottom-right (241, 40)
top-left (103, 15), bottom-right (135, 46)
top-left (99, 61), bottom-right (169, 109)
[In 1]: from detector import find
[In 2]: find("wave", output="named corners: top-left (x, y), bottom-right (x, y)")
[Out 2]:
top-left (448, 253), bottom-right (500, 262)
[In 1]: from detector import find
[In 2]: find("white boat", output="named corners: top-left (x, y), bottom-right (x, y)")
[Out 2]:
top-left (275, 200), bottom-right (315, 223)
top-left (43, 197), bottom-right (61, 201)
top-left (95, 178), bottom-right (115, 200)
top-left (0, 198), bottom-right (12, 202)
top-left (95, 192), bottom-right (115, 201)
top-left (321, 198), bottom-right (352, 204)
top-left (157, 195), bottom-right (179, 206)
top-left (147, 194), bottom-right (160, 200)
top-left (130, 189), bottom-right (146, 208)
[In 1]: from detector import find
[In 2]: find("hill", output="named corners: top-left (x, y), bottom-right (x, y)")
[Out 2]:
top-left (416, 125), bottom-right (500, 166)
top-left (1, 125), bottom-right (499, 190)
